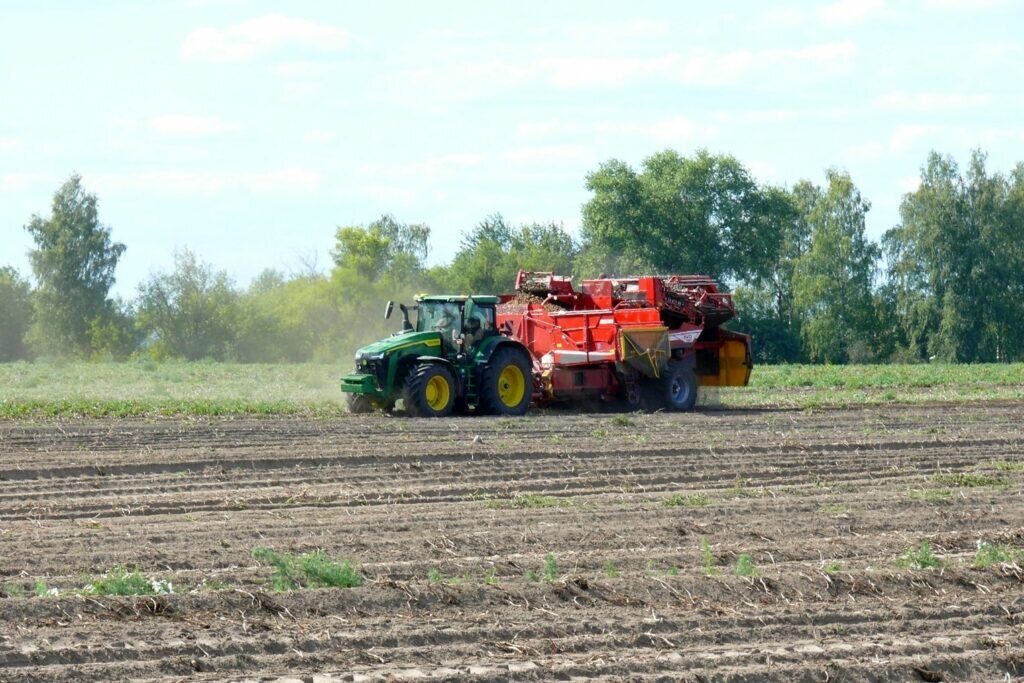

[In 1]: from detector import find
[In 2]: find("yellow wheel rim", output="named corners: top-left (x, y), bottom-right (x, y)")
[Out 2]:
top-left (497, 364), bottom-right (526, 408)
top-left (425, 375), bottom-right (451, 411)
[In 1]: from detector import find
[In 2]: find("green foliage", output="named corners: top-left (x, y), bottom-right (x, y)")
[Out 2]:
top-left (427, 568), bottom-right (443, 583)
top-left (24, 174), bottom-right (126, 357)
top-left (908, 488), bottom-right (953, 503)
top-left (823, 561), bottom-right (843, 574)
top-left (33, 581), bottom-right (51, 597)
top-left (543, 553), bottom-right (559, 582)
top-left (662, 493), bottom-right (712, 508)
top-left (443, 215), bottom-right (576, 294)
top-left (700, 537), bottom-right (719, 576)
top-left (602, 560), bottom-right (620, 578)
top-left (973, 542), bottom-right (1024, 568)
top-left (611, 415), bottom-right (634, 427)
top-left (733, 554), bottom-right (759, 577)
top-left (86, 566), bottom-right (171, 596)
top-left (137, 249), bottom-right (241, 361)
top-left (485, 494), bottom-right (569, 509)
top-left (0, 266), bottom-right (33, 361)
top-left (252, 547), bottom-right (362, 591)
top-left (884, 151), bottom-right (1024, 362)
top-left (930, 473), bottom-right (1008, 488)
top-left (792, 170), bottom-right (881, 363)
top-left (897, 541), bottom-right (942, 569)
top-left (580, 150), bottom-right (786, 282)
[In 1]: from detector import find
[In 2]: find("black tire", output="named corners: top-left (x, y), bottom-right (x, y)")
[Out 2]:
top-left (479, 346), bottom-right (533, 416)
top-left (346, 394), bottom-right (375, 414)
top-left (661, 360), bottom-right (698, 411)
top-left (403, 363), bottom-right (456, 417)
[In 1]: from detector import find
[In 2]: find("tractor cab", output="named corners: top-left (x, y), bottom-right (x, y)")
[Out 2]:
top-left (395, 295), bottom-right (498, 354)
top-left (341, 294), bottom-right (531, 417)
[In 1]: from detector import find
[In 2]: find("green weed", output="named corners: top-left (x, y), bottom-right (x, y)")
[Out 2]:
top-left (991, 461), bottom-right (1024, 472)
top-left (908, 488), bottom-right (954, 503)
top-left (700, 537), bottom-right (719, 576)
top-left (86, 566), bottom-right (171, 596)
top-left (733, 554), bottom-right (759, 577)
top-left (973, 542), bottom-right (1024, 568)
top-left (484, 567), bottom-right (499, 585)
top-left (823, 561), bottom-right (843, 574)
top-left (485, 494), bottom-right (570, 510)
top-left (897, 541), bottom-right (942, 570)
top-left (930, 473), bottom-right (1008, 488)
top-left (818, 503), bottom-right (848, 515)
top-left (662, 493), bottom-right (712, 508)
top-left (603, 560), bottom-right (620, 578)
top-left (543, 554), bottom-right (559, 582)
top-left (525, 569), bottom-right (540, 582)
top-left (252, 547), bottom-right (362, 591)
top-left (611, 415), bottom-right (634, 427)
top-left (427, 568), bottom-right (443, 583)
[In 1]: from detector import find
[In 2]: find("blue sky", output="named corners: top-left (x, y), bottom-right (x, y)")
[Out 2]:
top-left (2, 0), bottom-right (1022, 297)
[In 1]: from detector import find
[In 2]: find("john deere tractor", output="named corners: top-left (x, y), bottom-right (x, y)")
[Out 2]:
top-left (340, 295), bottom-right (533, 417)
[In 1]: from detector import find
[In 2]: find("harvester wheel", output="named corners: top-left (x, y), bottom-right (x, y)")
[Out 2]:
top-left (479, 347), bottom-right (532, 416)
top-left (346, 394), bottom-right (375, 414)
top-left (661, 361), bottom-right (698, 411)
top-left (403, 363), bottom-right (456, 417)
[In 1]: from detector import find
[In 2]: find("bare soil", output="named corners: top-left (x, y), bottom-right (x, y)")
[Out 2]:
top-left (1, 403), bottom-right (1023, 682)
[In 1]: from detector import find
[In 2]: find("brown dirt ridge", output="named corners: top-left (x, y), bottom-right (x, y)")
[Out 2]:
top-left (1, 403), bottom-right (1023, 681)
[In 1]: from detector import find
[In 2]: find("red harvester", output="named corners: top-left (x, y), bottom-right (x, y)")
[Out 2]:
top-left (497, 271), bottom-right (752, 411)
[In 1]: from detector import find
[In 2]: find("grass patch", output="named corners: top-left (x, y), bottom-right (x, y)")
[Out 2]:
top-left (974, 542), bottom-right (1024, 568)
top-left (909, 488), bottom-right (954, 503)
top-left (823, 561), bottom-right (843, 574)
top-left (603, 560), bottom-right (620, 578)
top-left (484, 494), bottom-right (570, 510)
top-left (897, 541), bottom-right (943, 570)
top-left (930, 473), bottom-right (1008, 488)
top-left (733, 554), bottom-right (759, 577)
top-left (85, 566), bottom-right (172, 596)
top-left (543, 554), bottom-right (559, 582)
top-left (991, 461), bottom-right (1024, 472)
top-left (662, 493), bottom-right (712, 508)
top-left (818, 503), bottom-right (848, 515)
top-left (700, 537), bottom-right (719, 576)
top-left (611, 415), bottom-right (634, 427)
top-left (252, 548), bottom-right (362, 591)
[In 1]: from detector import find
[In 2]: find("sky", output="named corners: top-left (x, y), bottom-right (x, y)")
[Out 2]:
top-left (2, 0), bottom-right (1023, 297)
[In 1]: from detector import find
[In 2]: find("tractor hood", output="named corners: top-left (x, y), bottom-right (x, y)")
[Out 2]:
top-left (354, 330), bottom-right (443, 360)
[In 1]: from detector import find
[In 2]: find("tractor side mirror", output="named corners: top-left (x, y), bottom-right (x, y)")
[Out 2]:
top-left (384, 301), bottom-right (394, 320)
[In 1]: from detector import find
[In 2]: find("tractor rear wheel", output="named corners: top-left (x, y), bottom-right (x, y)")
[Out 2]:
top-left (479, 347), bottom-right (532, 416)
top-left (346, 394), bottom-right (374, 414)
top-left (403, 363), bottom-right (456, 417)
top-left (661, 360), bottom-right (698, 411)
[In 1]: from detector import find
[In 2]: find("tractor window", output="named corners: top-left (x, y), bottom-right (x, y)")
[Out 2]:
top-left (417, 302), bottom-right (463, 336)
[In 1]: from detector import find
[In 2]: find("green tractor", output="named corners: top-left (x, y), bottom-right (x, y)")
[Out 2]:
top-left (340, 295), bottom-right (533, 417)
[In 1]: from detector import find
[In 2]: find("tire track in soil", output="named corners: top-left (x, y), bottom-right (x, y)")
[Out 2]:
top-left (1, 402), bottom-right (1023, 681)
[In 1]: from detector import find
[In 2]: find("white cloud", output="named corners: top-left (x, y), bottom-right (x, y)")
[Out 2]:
top-left (503, 145), bottom-right (591, 163)
top-left (0, 172), bottom-right (47, 192)
top-left (400, 41), bottom-right (857, 95)
top-left (563, 20), bottom-right (668, 44)
top-left (846, 141), bottom-right (886, 160)
top-left (361, 154), bottom-right (485, 183)
top-left (182, 15), bottom-right (351, 61)
top-left (888, 124), bottom-right (943, 151)
top-left (303, 129), bottom-right (337, 144)
top-left (148, 115), bottom-right (238, 137)
top-left (874, 91), bottom-right (992, 111)
top-left (0, 137), bottom-right (23, 153)
top-left (819, 0), bottom-right (886, 25)
top-left (92, 168), bottom-right (321, 194)
top-left (924, 0), bottom-right (1009, 8)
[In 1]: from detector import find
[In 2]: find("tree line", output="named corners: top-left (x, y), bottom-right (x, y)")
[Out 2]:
top-left (2, 147), bottom-right (1022, 365)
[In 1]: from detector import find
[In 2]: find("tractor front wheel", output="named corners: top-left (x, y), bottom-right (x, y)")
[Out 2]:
top-left (479, 347), bottom-right (532, 416)
top-left (346, 394), bottom-right (375, 414)
top-left (661, 360), bottom-right (698, 411)
top-left (403, 363), bottom-right (456, 417)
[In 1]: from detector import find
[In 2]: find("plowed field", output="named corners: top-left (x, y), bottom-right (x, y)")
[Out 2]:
top-left (2, 403), bottom-right (1023, 681)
